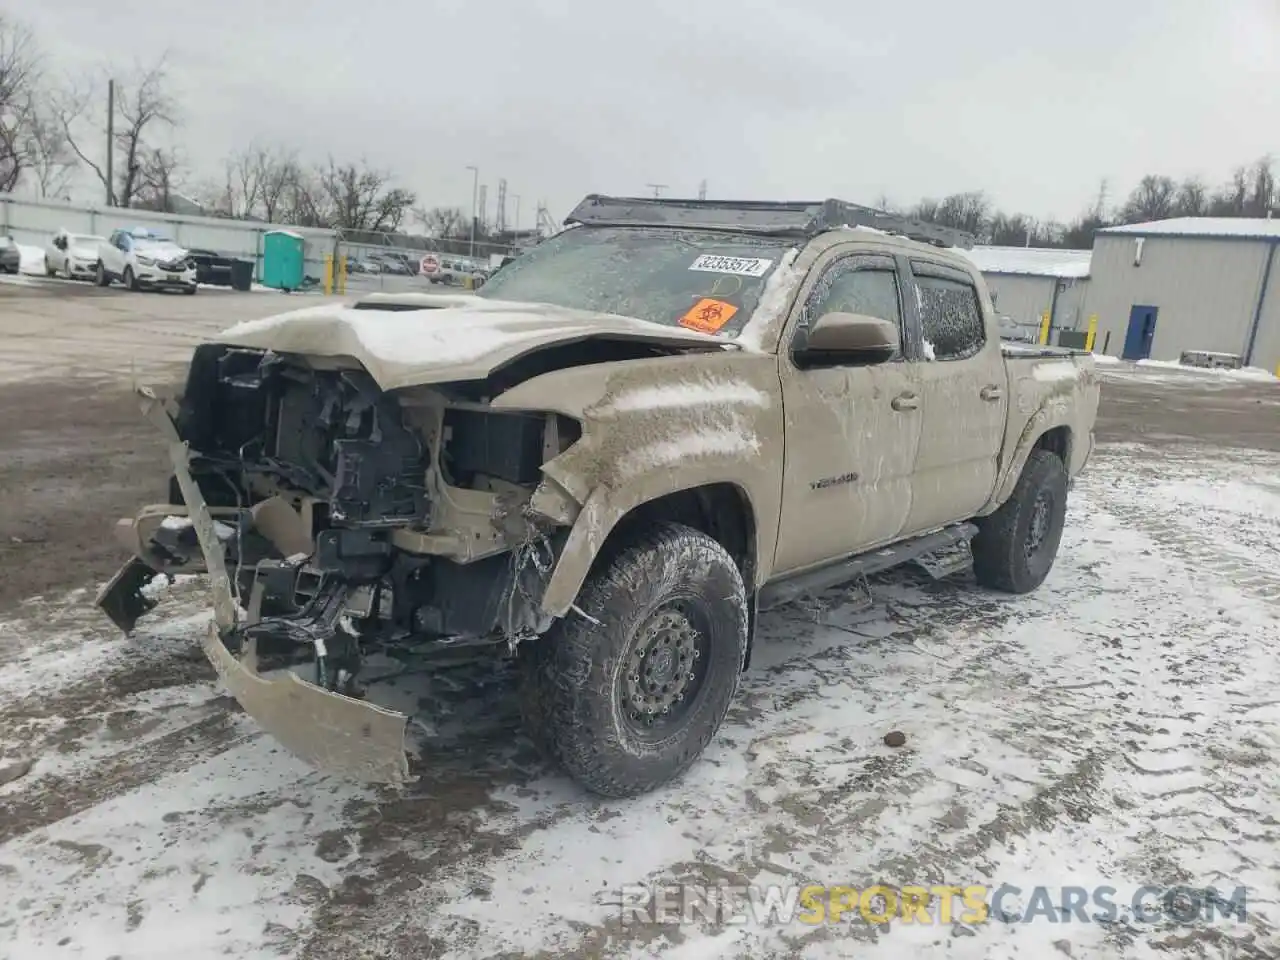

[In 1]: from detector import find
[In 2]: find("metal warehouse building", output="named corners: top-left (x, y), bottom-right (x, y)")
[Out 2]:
top-left (961, 246), bottom-right (1093, 340)
top-left (1086, 218), bottom-right (1280, 372)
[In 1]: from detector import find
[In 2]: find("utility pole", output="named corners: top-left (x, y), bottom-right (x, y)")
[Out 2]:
top-left (512, 194), bottom-right (521, 235)
top-left (105, 79), bottom-right (115, 206)
top-left (645, 183), bottom-right (668, 198)
top-left (466, 165), bottom-right (478, 260)
top-left (698, 180), bottom-right (707, 201)
top-left (495, 178), bottom-right (507, 234)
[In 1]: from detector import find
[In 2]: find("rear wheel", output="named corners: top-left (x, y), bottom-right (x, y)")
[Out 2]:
top-left (520, 522), bottom-right (748, 798)
top-left (972, 448), bottom-right (1069, 594)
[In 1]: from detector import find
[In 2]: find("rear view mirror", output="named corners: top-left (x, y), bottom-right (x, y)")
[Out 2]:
top-left (794, 311), bottom-right (899, 367)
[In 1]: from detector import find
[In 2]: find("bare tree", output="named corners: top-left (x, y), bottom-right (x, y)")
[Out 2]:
top-left (415, 205), bottom-right (466, 238)
top-left (134, 145), bottom-right (183, 211)
top-left (1174, 177), bottom-right (1209, 217)
top-left (23, 100), bottom-right (76, 197)
top-left (314, 158), bottom-right (416, 232)
top-left (935, 191), bottom-right (991, 236)
top-left (0, 15), bottom-right (41, 191)
top-left (1208, 167), bottom-right (1249, 217)
top-left (58, 55), bottom-right (179, 207)
top-left (1121, 175), bottom-right (1177, 222)
top-left (1248, 155), bottom-right (1275, 217)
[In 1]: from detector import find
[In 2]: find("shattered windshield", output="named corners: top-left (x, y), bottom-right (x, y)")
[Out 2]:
top-left (476, 225), bottom-right (790, 337)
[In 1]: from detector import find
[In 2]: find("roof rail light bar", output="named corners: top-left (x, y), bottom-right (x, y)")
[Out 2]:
top-left (563, 195), bottom-right (975, 249)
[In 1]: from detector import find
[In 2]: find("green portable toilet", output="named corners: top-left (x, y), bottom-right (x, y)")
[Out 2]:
top-left (261, 230), bottom-right (306, 291)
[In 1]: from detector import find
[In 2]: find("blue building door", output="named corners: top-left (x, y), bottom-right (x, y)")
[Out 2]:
top-left (1122, 305), bottom-right (1158, 361)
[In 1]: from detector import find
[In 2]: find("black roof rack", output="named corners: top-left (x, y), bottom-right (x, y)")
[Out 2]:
top-left (563, 195), bottom-right (975, 250)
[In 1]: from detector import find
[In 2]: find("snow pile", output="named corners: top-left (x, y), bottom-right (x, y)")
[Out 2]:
top-left (1135, 358), bottom-right (1278, 382)
top-left (1090, 353), bottom-right (1121, 364)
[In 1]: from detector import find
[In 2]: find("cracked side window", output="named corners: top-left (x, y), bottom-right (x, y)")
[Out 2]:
top-left (914, 274), bottom-right (985, 361)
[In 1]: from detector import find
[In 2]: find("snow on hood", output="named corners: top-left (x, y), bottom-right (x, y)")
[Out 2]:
top-left (218, 294), bottom-right (726, 391)
top-left (135, 241), bottom-right (187, 259)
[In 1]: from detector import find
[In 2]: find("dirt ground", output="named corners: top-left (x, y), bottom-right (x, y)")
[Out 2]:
top-left (2, 279), bottom-right (1279, 959)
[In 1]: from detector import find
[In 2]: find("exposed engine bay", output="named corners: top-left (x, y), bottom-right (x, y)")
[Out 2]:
top-left (108, 341), bottom-right (586, 698)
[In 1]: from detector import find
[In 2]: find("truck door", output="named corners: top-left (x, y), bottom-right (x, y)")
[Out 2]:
top-left (902, 258), bottom-right (1008, 533)
top-left (773, 250), bottom-right (923, 575)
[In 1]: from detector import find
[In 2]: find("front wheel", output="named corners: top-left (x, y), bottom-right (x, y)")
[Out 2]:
top-left (95, 263), bottom-right (110, 286)
top-left (182, 285), bottom-right (196, 295)
top-left (520, 522), bottom-right (749, 798)
top-left (123, 266), bottom-right (139, 291)
top-left (45, 257), bottom-right (57, 278)
top-left (972, 448), bottom-right (1069, 594)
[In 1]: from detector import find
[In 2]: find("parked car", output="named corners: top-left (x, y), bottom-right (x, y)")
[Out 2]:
top-left (96, 228), bottom-right (198, 294)
top-left (99, 194), bottom-right (1100, 799)
top-left (185, 248), bottom-right (233, 286)
top-left (0, 235), bottom-right (20, 274)
top-left (369, 254), bottom-right (410, 276)
top-left (45, 230), bottom-right (108, 280)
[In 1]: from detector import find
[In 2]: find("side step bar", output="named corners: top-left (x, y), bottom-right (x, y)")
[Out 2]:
top-left (757, 522), bottom-right (979, 612)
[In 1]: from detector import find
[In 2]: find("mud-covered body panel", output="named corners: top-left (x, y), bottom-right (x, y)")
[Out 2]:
top-left (491, 351), bottom-right (785, 611)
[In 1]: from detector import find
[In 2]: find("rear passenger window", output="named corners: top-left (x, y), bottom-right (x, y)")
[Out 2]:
top-left (913, 271), bottom-right (985, 361)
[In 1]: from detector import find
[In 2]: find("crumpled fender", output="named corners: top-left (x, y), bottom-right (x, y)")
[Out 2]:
top-left (490, 352), bottom-right (785, 617)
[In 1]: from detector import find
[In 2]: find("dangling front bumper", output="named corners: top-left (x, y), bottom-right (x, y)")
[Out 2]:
top-left (97, 385), bottom-right (413, 784)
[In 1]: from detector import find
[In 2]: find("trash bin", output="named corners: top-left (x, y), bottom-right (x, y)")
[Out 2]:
top-left (229, 258), bottom-right (254, 292)
top-left (261, 230), bottom-right (306, 291)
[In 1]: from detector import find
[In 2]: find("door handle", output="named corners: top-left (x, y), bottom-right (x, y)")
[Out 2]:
top-left (980, 385), bottom-right (1004, 401)
top-left (891, 392), bottom-right (919, 411)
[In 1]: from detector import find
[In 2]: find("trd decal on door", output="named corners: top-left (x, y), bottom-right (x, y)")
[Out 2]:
top-left (810, 471), bottom-right (859, 491)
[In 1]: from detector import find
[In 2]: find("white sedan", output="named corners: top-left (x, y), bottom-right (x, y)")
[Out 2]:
top-left (45, 230), bottom-right (108, 280)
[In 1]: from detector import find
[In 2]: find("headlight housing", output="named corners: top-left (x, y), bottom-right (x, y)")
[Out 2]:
top-left (136, 255), bottom-right (155, 266)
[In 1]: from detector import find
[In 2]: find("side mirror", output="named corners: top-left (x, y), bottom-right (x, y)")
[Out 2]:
top-left (794, 312), bottom-right (899, 367)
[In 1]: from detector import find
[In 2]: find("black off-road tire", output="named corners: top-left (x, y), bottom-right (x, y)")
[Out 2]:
top-left (972, 448), bottom-right (1069, 594)
top-left (519, 522), bottom-right (749, 798)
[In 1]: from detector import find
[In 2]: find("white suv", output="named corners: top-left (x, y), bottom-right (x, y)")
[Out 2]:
top-left (45, 229), bottom-right (107, 280)
top-left (96, 227), bottom-right (198, 294)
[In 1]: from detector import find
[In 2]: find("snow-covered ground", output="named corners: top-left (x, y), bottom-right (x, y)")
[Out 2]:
top-left (1, 377), bottom-right (1279, 959)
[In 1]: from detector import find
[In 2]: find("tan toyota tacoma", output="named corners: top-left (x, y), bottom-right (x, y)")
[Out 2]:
top-left (97, 196), bottom-right (1100, 798)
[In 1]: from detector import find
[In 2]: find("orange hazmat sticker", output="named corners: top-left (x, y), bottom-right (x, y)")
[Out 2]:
top-left (679, 298), bottom-right (738, 334)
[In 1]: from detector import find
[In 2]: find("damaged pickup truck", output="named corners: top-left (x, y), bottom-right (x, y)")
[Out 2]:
top-left (98, 196), bottom-right (1100, 797)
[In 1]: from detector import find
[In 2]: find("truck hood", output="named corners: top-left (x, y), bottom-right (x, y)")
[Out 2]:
top-left (217, 293), bottom-right (728, 391)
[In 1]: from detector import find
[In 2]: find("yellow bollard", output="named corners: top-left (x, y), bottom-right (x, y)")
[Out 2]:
top-left (337, 254), bottom-right (347, 294)
top-left (1039, 311), bottom-right (1051, 345)
top-left (323, 254), bottom-right (334, 295)
top-left (1085, 314), bottom-right (1098, 352)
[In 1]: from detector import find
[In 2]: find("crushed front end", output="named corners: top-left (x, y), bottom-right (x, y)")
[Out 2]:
top-left (98, 343), bottom-right (579, 784)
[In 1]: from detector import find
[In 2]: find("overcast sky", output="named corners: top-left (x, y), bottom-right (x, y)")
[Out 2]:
top-left (13, 0), bottom-right (1280, 225)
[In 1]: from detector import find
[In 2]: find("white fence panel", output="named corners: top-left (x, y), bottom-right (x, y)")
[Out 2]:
top-left (0, 196), bottom-right (339, 281)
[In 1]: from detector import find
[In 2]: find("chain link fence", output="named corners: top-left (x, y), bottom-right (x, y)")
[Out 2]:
top-left (333, 230), bottom-right (541, 294)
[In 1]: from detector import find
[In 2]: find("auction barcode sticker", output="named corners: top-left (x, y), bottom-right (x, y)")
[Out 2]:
top-left (688, 255), bottom-right (773, 277)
